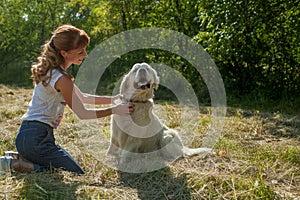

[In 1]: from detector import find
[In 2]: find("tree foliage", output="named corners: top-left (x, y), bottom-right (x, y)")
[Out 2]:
top-left (195, 0), bottom-right (299, 99)
top-left (0, 0), bottom-right (299, 100)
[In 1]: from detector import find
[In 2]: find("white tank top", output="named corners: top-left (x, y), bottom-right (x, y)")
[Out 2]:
top-left (22, 69), bottom-right (66, 128)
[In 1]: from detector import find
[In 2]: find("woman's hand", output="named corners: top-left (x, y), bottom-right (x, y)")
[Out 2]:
top-left (111, 94), bottom-right (122, 105)
top-left (112, 103), bottom-right (134, 115)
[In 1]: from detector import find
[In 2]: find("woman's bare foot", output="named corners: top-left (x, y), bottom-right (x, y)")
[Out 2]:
top-left (11, 159), bottom-right (35, 173)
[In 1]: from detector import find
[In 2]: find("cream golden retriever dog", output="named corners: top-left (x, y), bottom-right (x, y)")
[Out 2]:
top-left (107, 63), bottom-right (212, 170)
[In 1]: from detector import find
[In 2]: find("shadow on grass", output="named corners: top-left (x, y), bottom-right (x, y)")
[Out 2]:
top-left (118, 167), bottom-right (192, 200)
top-left (15, 171), bottom-right (82, 200)
top-left (226, 107), bottom-right (300, 139)
top-left (261, 114), bottom-right (300, 139)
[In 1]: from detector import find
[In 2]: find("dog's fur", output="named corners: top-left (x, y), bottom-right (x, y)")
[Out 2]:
top-left (107, 63), bottom-right (212, 167)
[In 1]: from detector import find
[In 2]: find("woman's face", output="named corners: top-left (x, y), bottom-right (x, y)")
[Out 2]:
top-left (61, 47), bottom-right (87, 69)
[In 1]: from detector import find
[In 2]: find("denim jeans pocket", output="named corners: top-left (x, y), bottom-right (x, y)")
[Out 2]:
top-left (16, 127), bottom-right (38, 156)
top-left (16, 121), bottom-right (54, 157)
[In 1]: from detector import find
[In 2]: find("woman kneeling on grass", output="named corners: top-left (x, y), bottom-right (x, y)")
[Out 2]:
top-left (0, 25), bottom-right (134, 175)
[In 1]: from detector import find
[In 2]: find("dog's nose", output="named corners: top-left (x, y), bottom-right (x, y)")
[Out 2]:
top-left (136, 67), bottom-right (148, 78)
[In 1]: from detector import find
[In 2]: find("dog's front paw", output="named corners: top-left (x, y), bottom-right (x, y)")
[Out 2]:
top-left (182, 147), bottom-right (214, 157)
top-left (107, 144), bottom-right (121, 158)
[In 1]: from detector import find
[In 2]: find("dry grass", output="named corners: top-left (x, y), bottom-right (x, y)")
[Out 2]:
top-left (0, 84), bottom-right (299, 200)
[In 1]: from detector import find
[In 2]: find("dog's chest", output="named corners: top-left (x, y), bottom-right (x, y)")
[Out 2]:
top-left (131, 105), bottom-right (152, 126)
top-left (112, 103), bottom-right (164, 138)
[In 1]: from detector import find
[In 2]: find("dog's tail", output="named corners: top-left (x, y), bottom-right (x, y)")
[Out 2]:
top-left (182, 147), bottom-right (213, 157)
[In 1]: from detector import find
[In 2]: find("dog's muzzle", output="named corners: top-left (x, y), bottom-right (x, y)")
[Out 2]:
top-left (134, 81), bottom-right (151, 90)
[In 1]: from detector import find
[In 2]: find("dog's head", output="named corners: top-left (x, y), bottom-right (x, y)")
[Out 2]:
top-left (120, 63), bottom-right (159, 102)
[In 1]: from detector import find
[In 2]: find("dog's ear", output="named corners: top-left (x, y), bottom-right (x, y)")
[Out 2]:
top-left (152, 75), bottom-right (159, 90)
top-left (120, 74), bottom-right (128, 94)
top-left (153, 70), bottom-right (160, 90)
top-left (152, 83), bottom-right (159, 90)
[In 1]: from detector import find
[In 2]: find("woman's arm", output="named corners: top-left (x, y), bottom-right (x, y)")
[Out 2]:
top-left (74, 85), bottom-right (120, 105)
top-left (55, 76), bottom-right (133, 119)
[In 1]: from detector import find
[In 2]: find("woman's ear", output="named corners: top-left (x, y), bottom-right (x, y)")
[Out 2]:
top-left (60, 50), bottom-right (68, 59)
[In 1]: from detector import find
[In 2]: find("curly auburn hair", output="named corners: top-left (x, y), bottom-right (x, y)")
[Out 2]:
top-left (31, 24), bottom-right (90, 86)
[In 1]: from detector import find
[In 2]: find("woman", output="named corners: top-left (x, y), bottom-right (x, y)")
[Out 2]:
top-left (1, 25), bottom-right (134, 174)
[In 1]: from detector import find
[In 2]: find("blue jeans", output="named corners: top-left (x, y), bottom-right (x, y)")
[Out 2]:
top-left (15, 120), bottom-right (84, 174)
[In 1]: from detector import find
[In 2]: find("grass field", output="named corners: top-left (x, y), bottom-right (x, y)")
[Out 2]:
top-left (0, 84), bottom-right (299, 199)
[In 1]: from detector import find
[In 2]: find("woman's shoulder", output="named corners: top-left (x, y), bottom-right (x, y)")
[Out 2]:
top-left (52, 69), bottom-right (75, 91)
top-left (48, 69), bottom-right (66, 88)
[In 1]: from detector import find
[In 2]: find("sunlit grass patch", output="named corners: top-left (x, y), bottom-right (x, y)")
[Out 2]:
top-left (0, 85), bottom-right (299, 199)
top-left (0, 109), bottom-right (25, 121)
top-left (280, 146), bottom-right (300, 165)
